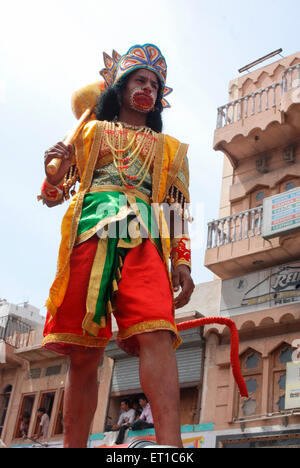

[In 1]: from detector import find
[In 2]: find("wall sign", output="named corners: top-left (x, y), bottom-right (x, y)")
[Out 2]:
top-left (221, 262), bottom-right (300, 316)
top-left (263, 187), bottom-right (300, 239)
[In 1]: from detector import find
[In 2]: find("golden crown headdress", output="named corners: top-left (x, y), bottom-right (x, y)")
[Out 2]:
top-left (100, 44), bottom-right (173, 109)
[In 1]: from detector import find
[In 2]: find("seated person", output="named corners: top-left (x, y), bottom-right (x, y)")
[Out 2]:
top-left (130, 396), bottom-right (154, 430)
top-left (131, 399), bottom-right (142, 420)
top-left (112, 399), bottom-right (135, 445)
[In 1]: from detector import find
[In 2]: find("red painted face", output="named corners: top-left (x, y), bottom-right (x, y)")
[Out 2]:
top-left (122, 69), bottom-right (159, 114)
top-left (130, 88), bottom-right (155, 113)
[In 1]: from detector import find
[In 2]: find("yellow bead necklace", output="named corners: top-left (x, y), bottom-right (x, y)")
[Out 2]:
top-left (104, 121), bottom-right (157, 189)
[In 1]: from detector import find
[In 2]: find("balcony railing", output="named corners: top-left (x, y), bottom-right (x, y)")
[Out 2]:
top-left (216, 63), bottom-right (300, 129)
top-left (207, 206), bottom-right (263, 249)
top-left (0, 315), bottom-right (31, 349)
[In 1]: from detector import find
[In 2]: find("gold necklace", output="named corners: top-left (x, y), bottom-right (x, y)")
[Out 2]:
top-left (104, 121), bottom-right (157, 189)
top-left (107, 121), bottom-right (147, 157)
top-left (114, 120), bottom-right (148, 131)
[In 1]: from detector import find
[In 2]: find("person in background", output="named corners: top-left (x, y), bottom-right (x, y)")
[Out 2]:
top-left (20, 412), bottom-right (30, 437)
top-left (36, 408), bottom-right (50, 440)
top-left (112, 399), bottom-right (135, 445)
top-left (131, 399), bottom-right (142, 420)
top-left (130, 395), bottom-right (154, 431)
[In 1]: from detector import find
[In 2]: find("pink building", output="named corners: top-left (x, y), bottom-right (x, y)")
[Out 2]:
top-left (202, 50), bottom-right (300, 448)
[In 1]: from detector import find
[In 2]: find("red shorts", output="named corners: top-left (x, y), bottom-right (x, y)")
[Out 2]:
top-left (42, 236), bottom-right (181, 356)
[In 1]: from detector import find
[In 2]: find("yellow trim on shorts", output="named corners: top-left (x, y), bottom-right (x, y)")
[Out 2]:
top-left (42, 333), bottom-right (109, 349)
top-left (117, 320), bottom-right (182, 350)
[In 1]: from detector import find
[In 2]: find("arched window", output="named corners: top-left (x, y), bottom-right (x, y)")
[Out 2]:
top-left (250, 187), bottom-right (269, 209)
top-left (278, 177), bottom-right (300, 194)
top-left (269, 344), bottom-right (293, 413)
top-left (0, 385), bottom-right (13, 437)
top-left (14, 393), bottom-right (36, 439)
top-left (285, 181), bottom-right (295, 191)
top-left (235, 350), bottom-right (263, 419)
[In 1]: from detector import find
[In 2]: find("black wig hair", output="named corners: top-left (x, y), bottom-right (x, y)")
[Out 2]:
top-left (95, 72), bottom-right (163, 133)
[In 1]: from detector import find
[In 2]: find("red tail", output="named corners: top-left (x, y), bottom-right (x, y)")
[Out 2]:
top-left (177, 317), bottom-right (248, 398)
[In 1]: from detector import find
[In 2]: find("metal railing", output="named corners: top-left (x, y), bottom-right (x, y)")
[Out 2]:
top-left (207, 206), bottom-right (263, 249)
top-left (0, 315), bottom-right (31, 348)
top-left (216, 63), bottom-right (300, 129)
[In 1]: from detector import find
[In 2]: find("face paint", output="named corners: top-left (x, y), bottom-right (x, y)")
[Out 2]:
top-left (129, 88), bottom-right (155, 113)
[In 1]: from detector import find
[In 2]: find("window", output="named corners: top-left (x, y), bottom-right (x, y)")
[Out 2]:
top-left (286, 181), bottom-right (295, 191)
top-left (29, 368), bottom-right (41, 379)
top-left (106, 387), bottom-right (199, 432)
top-left (45, 365), bottom-right (62, 377)
top-left (255, 191), bottom-right (265, 202)
top-left (53, 390), bottom-right (64, 436)
top-left (33, 392), bottom-right (55, 436)
top-left (0, 385), bottom-right (12, 437)
top-left (236, 351), bottom-right (263, 419)
top-left (105, 394), bottom-right (146, 432)
top-left (14, 394), bottom-right (36, 439)
top-left (270, 345), bottom-right (293, 413)
top-left (279, 178), bottom-right (300, 194)
top-left (245, 353), bottom-right (260, 369)
top-left (250, 188), bottom-right (269, 209)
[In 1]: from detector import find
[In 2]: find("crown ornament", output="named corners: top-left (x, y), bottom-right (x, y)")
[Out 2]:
top-left (100, 44), bottom-right (173, 109)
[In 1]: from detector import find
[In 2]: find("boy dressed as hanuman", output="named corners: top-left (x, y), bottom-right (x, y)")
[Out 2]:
top-left (39, 44), bottom-right (195, 448)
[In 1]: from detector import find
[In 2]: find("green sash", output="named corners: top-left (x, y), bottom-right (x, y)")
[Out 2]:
top-left (76, 191), bottom-right (162, 336)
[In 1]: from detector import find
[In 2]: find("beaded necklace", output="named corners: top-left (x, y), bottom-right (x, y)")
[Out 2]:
top-left (105, 121), bottom-right (157, 189)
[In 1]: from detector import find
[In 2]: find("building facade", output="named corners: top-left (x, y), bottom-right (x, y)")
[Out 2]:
top-left (0, 284), bottom-right (219, 448)
top-left (201, 50), bottom-right (300, 448)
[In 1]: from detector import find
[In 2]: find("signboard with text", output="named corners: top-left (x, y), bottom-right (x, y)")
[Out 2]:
top-left (263, 187), bottom-right (300, 239)
top-left (221, 261), bottom-right (300, 317)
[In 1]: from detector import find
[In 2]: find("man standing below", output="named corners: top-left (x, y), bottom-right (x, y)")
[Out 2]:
top-left (39, 44), bottom-right (194, 448)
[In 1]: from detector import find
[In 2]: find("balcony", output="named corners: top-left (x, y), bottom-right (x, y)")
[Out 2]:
top-left (0, 315), bottom-right (31, 348)
top-left (0, 315), bottom-right (32, 368)
top-left (205, 205), bottom-right (300, 279)
top-left (214, 63), bottom-right (300, 166)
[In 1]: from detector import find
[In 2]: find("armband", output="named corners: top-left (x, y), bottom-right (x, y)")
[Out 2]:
top-left (170, 235), bottom-right (191, 270)
top-left (37, 179), bottom-right (64, 203)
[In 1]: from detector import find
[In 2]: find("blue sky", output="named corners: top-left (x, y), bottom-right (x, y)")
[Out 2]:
top-left (1, 0), bottom-right (300, 313)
